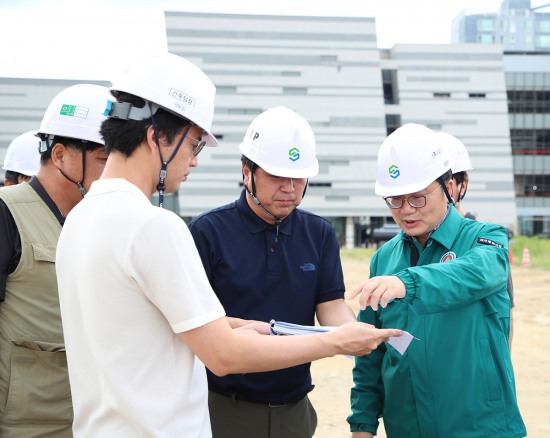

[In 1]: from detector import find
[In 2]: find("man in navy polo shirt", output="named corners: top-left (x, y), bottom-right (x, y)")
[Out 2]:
top-left (189, 106), bottom-right (357, 438)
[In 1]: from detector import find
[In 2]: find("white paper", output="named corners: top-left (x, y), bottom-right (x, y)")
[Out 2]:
top-left (269, 320), bottom-right (417, 356)
top-left (387, 331), bottom-right (417, 355)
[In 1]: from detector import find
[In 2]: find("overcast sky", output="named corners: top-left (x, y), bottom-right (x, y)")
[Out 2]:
top-left (0, 0), bottom-right (547, 81)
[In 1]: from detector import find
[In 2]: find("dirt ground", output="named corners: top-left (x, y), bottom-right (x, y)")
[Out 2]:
top-left (309, 259), bottom-right (550, 438)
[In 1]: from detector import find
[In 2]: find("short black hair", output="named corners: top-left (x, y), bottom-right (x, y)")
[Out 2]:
top-left (4, 170), bottom-right (20, 185)
top-left (39, 136), bottom-right (104, 164)
top-left (100, 91), bottom-right (191, 156)
top-left (452, 170), bottom-right (469, 186)
top-left (241, 155), bottom-right (258, 173)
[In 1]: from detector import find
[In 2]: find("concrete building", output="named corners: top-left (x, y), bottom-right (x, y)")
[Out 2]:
top-left (164, 12), bottom-right (387, 247)
top-left (452, 0), bottom-right (550, 52)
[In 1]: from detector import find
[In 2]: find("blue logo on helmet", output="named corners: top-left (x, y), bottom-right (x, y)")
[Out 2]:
top-left (389, 164), bottom-right (400, 179)
top-left (289, 147), bottom-right (300, 162)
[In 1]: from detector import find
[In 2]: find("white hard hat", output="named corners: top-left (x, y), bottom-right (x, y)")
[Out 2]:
top-left (107, 52), bottom-right (218, 148)
top-left (38, 84), bottom-right (111, 150)
top-left (375, 123), bottom-right (452, 197)
top-left (239, 106), bottom-right (319, 178)
top-left (435, 132), bottom-right (473, 173)
top-left (2, 131), bottom-right (41, 176)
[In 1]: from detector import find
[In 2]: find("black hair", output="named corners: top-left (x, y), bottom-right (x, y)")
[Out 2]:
top-left (100, 91), bottom-right (191, 156)
top-left (240, 154), bottom-right (258, 174)
top-left (4, 170), bottom-right (21, 184)
top-left (39, 136), bottom-right (104, 164)
top-left (452, 170), bottom-right (469, 186)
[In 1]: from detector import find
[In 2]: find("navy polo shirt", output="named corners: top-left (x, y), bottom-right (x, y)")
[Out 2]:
top-left (189, 189), bottom-right (345, 404)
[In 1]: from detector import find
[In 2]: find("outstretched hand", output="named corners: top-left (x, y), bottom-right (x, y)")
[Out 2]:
top-left (346, 275), bottom-right (406, 311)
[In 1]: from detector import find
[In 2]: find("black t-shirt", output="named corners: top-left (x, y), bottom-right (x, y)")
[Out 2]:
top-left (0, 178), bottom-right (64, 300)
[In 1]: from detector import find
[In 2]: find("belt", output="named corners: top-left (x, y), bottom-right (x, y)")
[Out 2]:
top-left (209, 387), bottom-right (289, 407)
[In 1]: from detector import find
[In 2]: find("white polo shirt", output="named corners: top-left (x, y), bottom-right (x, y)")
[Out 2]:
top-left (56, 178), bottom-right (225, 437)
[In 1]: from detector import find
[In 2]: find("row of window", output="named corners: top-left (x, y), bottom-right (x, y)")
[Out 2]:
top-left (508, 90), bottom-right (550, 113)
top-left (511, 129), bottom-right (550, 152)
top-left (477, 18), bottom-right (550, 33)
top-left (477, 33), bottom-right (550, 47)
top-left (515, 175), bottom-right (550, 197)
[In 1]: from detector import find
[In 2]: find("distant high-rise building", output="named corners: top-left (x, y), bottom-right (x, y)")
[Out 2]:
top-left (453, 0), bottom-right (550, 236)
top-left (452, 0), bottom-right (550, 52)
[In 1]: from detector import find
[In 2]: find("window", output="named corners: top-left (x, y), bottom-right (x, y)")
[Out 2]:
top-left (281, 71), bottom-right (300, 77)
top-left (469, 93), bottom-right (486, 98)
top-left (433, 92), bottom-right (451, 98)
top-left (283, 87), bottom-right (307, 95)
top-left (478, 34), bottom-right (495, 43)
top-left (385, 114), bottom-right (401, 135)
top-left (536, 35), bottom-right (550, 47)
top-left (382, 69), bottom-right (398, 104)
top-left (508, 90), bottom-right (550, 113)
top-left (510, 129), bottom-right (550, 154)
top-left (515, 175), bottom-right (550, 197)
top-left (536, 20), bottom-right (550, 32)
top-left (477, 19), bottom-right (495, 31)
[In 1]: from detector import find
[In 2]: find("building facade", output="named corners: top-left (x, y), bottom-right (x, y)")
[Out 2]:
top-left (505, 53), bottom-right (550, 235)
top-left (452, 0), bottom-right (550, 52)
top-left (453, 0), bottom-right (550, 235)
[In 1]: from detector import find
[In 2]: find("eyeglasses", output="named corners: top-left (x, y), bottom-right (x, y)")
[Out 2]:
top-left (188, 135), bottom-right (206, 156)
top-left (384, 184), bottom-right (442, 209)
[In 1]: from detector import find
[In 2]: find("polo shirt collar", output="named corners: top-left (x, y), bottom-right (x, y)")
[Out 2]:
top-left (236, 189), bottom-right (293, 236)
top-left (88, 178), bottom-right (151, 204)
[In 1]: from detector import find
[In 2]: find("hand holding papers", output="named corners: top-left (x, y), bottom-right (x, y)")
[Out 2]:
top-left (269, 320), bottom-right (417, 356)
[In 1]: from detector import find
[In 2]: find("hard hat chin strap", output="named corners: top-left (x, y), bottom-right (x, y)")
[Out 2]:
top-left (49, 137), bottom-right (88, 198)
top-left (244, 163), bottom-right (283, 242)
top-left (150, 104), bottom-right (193, 208)
top-left (437, 175), bottom-right (455, 205)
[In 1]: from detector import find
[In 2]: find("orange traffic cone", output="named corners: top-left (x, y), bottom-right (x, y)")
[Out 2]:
top-left (508, 246), bottom-right (514, 266)
top-left (521, 247), bottom-right (530, 267)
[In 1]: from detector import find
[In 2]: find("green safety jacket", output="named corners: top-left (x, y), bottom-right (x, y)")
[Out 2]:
top-left (0, 183), bottom-right (72, 437)
top-left (348, 207), bottom-right (526, 438)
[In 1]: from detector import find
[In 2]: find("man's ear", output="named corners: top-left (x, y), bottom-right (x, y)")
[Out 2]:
top-left (446, 178), bottom-right (456, 204)
top-left (242, 163), bottom-right (251, 185)
top-left (50, 142), bottom-right (68, 167)
top-left (145, 125), bottom-right (170, 155)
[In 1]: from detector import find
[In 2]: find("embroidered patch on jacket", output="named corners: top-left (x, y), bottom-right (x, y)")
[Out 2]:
top-left (477, 237), bottom-right (504, 248)
top-left (300, 263), bottom-right (316, 272)
top-left (440, 251), bottom-right (456, 263)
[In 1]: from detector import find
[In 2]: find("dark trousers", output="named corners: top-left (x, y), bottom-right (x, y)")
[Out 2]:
top-left (208, 390), bottom-right (317, 438)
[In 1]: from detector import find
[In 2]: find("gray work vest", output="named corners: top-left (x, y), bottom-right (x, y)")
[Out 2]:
top-left (0, 182), bottom-right (73, 437)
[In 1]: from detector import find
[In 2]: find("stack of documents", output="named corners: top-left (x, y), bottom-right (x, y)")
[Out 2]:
top-left (269, 320), bottom-right (417, 356)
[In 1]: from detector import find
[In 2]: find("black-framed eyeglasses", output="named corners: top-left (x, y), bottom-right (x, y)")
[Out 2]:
top-left (187, 135), bottom-right (206, 157)
top-left (384, 184), bottom-right (442, 209)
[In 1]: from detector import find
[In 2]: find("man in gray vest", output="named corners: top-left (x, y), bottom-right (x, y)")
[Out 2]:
top-left (0, 84), bottom-right (110, 437)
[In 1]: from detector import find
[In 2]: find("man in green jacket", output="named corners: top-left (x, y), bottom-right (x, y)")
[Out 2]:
top-left (347, 123), bottom-right (526, 438)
